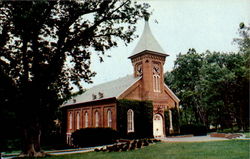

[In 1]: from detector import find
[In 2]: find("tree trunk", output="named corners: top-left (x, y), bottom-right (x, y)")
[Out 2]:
top-left (19, 125), bottom-right (46, 157)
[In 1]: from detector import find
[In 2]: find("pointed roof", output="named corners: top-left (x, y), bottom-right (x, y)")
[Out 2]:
top-left (129, 19), bottom-right (168, 59)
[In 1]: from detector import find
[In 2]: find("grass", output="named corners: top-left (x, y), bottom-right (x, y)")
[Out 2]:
top-left (42, 140), bottom-right (249, 159)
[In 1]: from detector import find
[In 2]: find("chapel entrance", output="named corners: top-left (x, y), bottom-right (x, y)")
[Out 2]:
top-left (153, 114), bottom-right (164, 137)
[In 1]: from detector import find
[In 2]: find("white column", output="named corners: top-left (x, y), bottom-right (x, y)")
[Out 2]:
top-left (169, 110), bottom-right (174, 133)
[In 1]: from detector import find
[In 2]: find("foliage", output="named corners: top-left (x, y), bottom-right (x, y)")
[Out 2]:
top-left (165, 23), bottom-right (249, 131)
top-left (171, 108), bottom-right (180, 133)
top-left (0, 0), bottom-right (149, 155)
top-left (117, 99), bottom-right (153, 139)
top-left (40, 121), bottom-right (67, 150)
top-left (165, 49), bottom-right (203, 125)
top-left (234, 22), bottom-right (250, 52)
top-left (126, 132), bottom-right (137, 140)
top-left (164, 111), bottom-right (170, 135)
top-left (180, 124), bottom-right (207, 136)
top-left (35, 140), bottom-right (249, 159)
top-left (71, 128), bottom-right (118, 147)
top-left (164, 107), bottom-right (180, 135)
top-left (0, 63), bottom-right (20, 152)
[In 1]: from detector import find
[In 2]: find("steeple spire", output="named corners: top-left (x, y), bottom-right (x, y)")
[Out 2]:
top-left (128, 18), bottom-right (168, 59)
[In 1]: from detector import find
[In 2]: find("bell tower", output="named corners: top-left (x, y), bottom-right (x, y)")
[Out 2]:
top-left (129, 17), bottom-right (169, 100)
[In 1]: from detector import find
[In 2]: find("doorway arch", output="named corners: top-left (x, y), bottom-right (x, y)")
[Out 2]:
top-left (153, 114), bottom-right (164, 137)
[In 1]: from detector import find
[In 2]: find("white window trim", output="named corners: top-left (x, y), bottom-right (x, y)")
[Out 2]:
top-left (153, 74), bottom-right (161, 92)
top-left (69, 112), bottom-right (73, 130)
top-left (127, 109), bottom-right (134, 133)
top-left (76, 112), bottom-right (80, 130)
top-left (107, 110), bottom-right (112, 127)
top-left (95, 111), bottom-right (99, 127)
top-left (85, 112), bottom-right (88, 128)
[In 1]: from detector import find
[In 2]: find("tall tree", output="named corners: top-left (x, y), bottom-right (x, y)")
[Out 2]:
top-left (198, 51), bottom-right (237, 129)
top-left (232, 22), bottom-right (250, 130)
top-left (165, 48), bottom-right (204, 125)
top-left (0, 1), bottom-right (149, 157)
top-left (165, 23), bottom-right (249, 130)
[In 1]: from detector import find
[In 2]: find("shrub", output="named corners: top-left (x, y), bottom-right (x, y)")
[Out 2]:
top-left (180, 124), bottom-right (207, 136)
top-left (41, 131), bottom-right (68, 150)
top-left (143, 139), bottom-right (149, 146)
top-left (126, 132), bottom-right (136, 139)
top-left (71, 128), bottom-right (118, 147)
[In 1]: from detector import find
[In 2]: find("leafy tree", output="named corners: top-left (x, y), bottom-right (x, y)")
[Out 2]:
top-left (165, 23), bottom-right (249, 131)
top-left (234, 22), bottom-right (250, 52)
top-left (232, 22), bottom-right (250, 130)
top-left (0, 0), bottom-right (149, 157)
top-left (198, 51), bottom-right (237, 129)
top-left (165, 48), bottom-right (204, 125)
top-left (200, 51), bottom-right (249, 130)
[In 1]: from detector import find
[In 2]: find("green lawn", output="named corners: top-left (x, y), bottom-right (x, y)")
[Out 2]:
top-left (42, 140), bottom-right (249, 159)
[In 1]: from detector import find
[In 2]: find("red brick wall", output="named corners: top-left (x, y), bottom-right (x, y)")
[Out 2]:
top-left (129, 51), bottom-right (179, 136)
top-left (128, 51), bottom-right (178, 109)
top-left (66, 101), bottom-right (117, 134)
top-left (65, 51), bottom-right (179, 139)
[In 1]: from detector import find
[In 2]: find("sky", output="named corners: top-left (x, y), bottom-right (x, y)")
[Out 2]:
top-left (83, 0), bottom-right (250, 89)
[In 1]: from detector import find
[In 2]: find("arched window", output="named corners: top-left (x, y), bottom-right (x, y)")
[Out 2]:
top-left (107, 110), bottom-right (112, 127)
top-left (84, 111), bottom-right (88, 128)
top-left (76, 112), bottom-right (80, 130)
top-left (127, 109), bottom-right (134, 133)
top-left (69, 112), bottom-right (72, 130)
top-left (153, 75), bottom-right (156, 91)
top-left (95, 111), bottom-right (99, 127)
top-left (157, 75), bottom-right (160, 91)
top-left (153, 75), bottom-right (160, 92)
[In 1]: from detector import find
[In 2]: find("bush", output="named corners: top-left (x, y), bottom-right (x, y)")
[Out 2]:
top-left (71, 128), bottom-right (118, 147)
top-left (126, 132), bottom-right (136, 139)
top-left (180, 124), bottom-right (207, 136)
top-left (41, 133), bottom-right (68, 150)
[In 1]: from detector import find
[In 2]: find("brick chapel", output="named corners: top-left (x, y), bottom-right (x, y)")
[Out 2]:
top-left (62, 18), bottom-right (180, 143)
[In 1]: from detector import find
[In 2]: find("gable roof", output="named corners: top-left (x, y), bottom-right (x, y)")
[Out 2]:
top-left (129, 20), bottom-right (168, 59)
top-left (164, 84), bottom-right (180, 102)
top-left (63, 75), bottom-right (141, 106)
